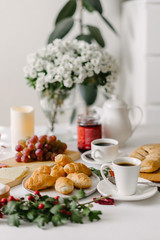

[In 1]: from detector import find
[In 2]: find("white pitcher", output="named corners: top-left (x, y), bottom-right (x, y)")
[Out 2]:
top-left (94, 95), bottom-right (143, 146)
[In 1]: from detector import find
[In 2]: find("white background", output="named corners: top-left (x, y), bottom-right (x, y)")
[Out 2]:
top-left (0, 0), bottom-right (122, 126)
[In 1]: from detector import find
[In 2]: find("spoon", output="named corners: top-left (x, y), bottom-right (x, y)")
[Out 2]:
top-left (108, 176), bottom-right (160, 188)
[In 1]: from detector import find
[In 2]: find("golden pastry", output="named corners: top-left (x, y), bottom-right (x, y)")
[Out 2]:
top-left (55, 154), bottom-right (73, 167)
top-left (50, 165), bottom-right (66, 179)
top-left (55, 177), bottom-right (74, 194)
top-left (25, 173), bottom-right (56, 191)
top-left (67, 173), bottom-right (92, 189)
top-left (32, 166), bottom-right (51, 176)
top-left (130, 144), bottom-right (160, 172)
top-left (64, 162), bottom-right (92, 176)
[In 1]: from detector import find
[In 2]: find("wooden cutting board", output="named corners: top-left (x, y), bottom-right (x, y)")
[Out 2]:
top-left (0, 150), bottom-right (80, 187)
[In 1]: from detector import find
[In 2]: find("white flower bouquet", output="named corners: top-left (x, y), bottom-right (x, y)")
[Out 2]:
top-left (24, 39), bottom-right (118, 94)
top-left (24, 39), bottom-right (118, 132)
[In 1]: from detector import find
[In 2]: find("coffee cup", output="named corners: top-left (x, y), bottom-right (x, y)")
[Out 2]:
top-left (100, 157), bottom-right (141, 196)
top-left (91, 138), bottom-right (119, 163)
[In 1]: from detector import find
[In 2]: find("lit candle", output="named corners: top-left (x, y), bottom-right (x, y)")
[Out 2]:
top-left (10, 106), bottom-right (34, 152)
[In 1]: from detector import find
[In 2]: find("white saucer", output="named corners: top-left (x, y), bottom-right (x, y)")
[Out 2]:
top-left (97, 177), bottom-right (157, 201)
top-left (22, 173), bottom-right (100, 198)
top-left (81, 150), bottom-right (126, 165)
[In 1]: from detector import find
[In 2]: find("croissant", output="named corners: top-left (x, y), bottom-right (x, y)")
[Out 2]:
top-left (55, 177), bottom-right (74, 194)
top-left (32, 166), bottom-right (51, 176)
top-left (55, 154), bottom-right (73, 167)
top-left (130, 144), bottom-right (160, 172)
top-left (50, 165), bottom-right (66, 179)
top-left (67, 173), bottom-right (92, 189)
top-left (64, 162), bottom-right (92, 176)
top-left (25, 173), bottom-right (56, 191)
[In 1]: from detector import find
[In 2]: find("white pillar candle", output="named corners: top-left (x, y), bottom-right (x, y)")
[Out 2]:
top-left (10, 106), bottom-right (34, 152)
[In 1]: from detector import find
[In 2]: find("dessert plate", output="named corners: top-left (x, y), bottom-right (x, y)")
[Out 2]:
top-left (81, 150), bottom-right (126, 165)
top-left (22, 173), bottom-right (100, 198)
top-left (97, 177), bottom-right (157, 201)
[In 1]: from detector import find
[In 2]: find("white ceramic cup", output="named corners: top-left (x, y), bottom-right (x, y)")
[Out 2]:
top-left (10, 106), bottom-right (34, 152)
top-left (100, 157), bottom-right (141, 196)
top-left (91, 138), bottom-right (119, 163)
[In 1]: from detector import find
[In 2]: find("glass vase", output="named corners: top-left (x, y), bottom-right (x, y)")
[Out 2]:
top-left (38, 88), bottom-right (76, 138)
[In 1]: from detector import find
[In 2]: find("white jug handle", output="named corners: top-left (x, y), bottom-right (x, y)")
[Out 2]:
top-left (128, 106), bottom-right (143, 133)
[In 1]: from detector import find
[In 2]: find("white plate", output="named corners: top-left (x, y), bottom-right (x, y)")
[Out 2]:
top-left (22, 173), bottom-right (100, 198)
top-left (97, 177), bottom-right (157, 201)
top-left (81, 150), bottom-right (126, 165)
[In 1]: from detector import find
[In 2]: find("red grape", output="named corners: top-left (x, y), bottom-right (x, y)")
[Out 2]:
top-left (28, 143), bottom-right (35, 151)
top-left (35, 142), bottom-right (43, 149)
top-left (21, 155), bottom-right (29, 163)
top-left (47, 135), bottom-right (56, 144)
top-left (30, 150), bottom-right (37, 160)
top-left (15, 152), bottom-right (22, 162)
top-left (44, 151), bottom-right (52, 161)
top-left (38, 135), bottom-right (47, 144)
top-left (15, 144), bottom-right (24, 152)
top-left (35, 149), bottom-right (43, 157)
top-left (30, 135), bottom-right (38, 144)
top-left (22, 148), bottom-right (30, 157)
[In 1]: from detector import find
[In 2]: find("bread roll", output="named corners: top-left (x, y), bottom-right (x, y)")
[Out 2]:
top-left (50, 165), bottom-right (66, 179)
top-left (64, 162), bottom-right (92, 176)
top-left (25, 173), bottom-right (56, 191)
top-left (55, 154), bottom-right (73, 167)
top-left (130, 144), bottom-right (160, 172)
top-left (55, 177), bottom-right (74, 194)
top-left (67, 173), bottom-right (92, 189)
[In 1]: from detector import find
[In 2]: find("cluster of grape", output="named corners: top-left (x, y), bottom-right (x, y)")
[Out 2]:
top-left (15, 135), bottom-right (67, 162)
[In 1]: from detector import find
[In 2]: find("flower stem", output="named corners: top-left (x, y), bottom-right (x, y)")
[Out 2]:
top-left (78, 0), bottom-right (83, 35)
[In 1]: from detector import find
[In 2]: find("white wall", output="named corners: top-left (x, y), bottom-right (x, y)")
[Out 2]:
top-left (0, 0), bottom-right (121, 126)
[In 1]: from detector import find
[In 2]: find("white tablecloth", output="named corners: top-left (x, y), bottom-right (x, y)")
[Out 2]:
top-left (0, 124), bottom-right (160, 240)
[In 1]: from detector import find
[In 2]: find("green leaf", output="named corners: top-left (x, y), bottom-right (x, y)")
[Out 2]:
top-left (83, 0), bottom-right (102, 14)
top-left (8, 214), bottom-right (20, 227)
top-left (83, 207), bottom-right (90, 216)
top-left (70, 108), bottom-right (76, 124)
top-left (88, 210), bottom-right (102, 222)
top-left (76, 34), bottom-right (92, 44)
top-left (55, 0), bottom-right (77, 25)
top-left (52, 214), bottom-right (61, 226)
top-left (50, 204), bottom-right (63, 214)
top-left (87, 25), bottom-right (105, 47)
top-left (79, 82), bottom-right (97, 106)
top-left (34, 215), bottom-right (50, 228)
top-left (76, 189), bottom-right (86, 200)
top-left (48, 17), bottom-right (74, 44)
top-left (101, 15), bottom-right (118, 35)
top-left (3, 201), bottom-right (20, 215)
top-left (27, 209), bottom-right (38, 221)
top-left (70, 211), bottom-right (83, 223)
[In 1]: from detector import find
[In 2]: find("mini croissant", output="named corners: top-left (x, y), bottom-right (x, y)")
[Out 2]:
top-left (64, 162), bottom-right (92, 176)
top-left (55, 154), bottom-right (73, 167)
top-left (67, 173), bottom-right (92, 189)
top-left (50, 165), bottom-right (66, 179)
top-left (32, 166), bottom-right (51, 176)
top-left (55, 177), bottom-right (74, 194)
top-left (25, 173), bottom-right (56, 191)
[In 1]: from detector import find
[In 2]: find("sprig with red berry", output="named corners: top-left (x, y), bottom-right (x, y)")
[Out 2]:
top-left (15, 135), bottom-right (67, 163)
top-left (0, 190), bottom-right (107, 228)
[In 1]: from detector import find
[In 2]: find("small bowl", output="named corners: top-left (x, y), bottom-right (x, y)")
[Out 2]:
top-left (0, 185), bottom-right (10, 200)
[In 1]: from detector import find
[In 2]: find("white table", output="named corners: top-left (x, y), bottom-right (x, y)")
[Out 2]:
top-left (0, 124), bottom-right (160, 240)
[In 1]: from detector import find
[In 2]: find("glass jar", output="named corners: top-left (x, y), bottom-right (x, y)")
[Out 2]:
top-left (77, 113), bottom-right (102, 152)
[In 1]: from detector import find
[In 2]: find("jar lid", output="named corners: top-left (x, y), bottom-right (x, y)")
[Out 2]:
top-left (78, 112), bottom-right (100, 126)
top-left (103, 95), bottom-right (127, 109)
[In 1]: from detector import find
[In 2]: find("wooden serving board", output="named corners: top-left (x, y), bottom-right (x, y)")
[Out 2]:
top-left (139, 170), bottom-right (160, 182)
top-left (0, 150), bottom-right (80, 187)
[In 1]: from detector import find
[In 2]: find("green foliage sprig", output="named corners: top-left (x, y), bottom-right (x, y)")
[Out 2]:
top-left (1, 190), bottom-right (111, 229)
top-left (48, 0), bottom-right (118, 47)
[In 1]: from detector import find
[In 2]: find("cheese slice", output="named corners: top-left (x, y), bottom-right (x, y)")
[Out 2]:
top-left (0, 166), bottom-right (28, 188)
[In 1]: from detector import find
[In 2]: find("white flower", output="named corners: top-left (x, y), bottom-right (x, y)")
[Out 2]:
top-left (24, 39), bottom-right (118, 93)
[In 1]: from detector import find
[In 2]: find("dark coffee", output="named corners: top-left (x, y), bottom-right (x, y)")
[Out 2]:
top-left (95, 142), bottom-right (114, 146)
top-left (117, 162), bottom-right (136, 167)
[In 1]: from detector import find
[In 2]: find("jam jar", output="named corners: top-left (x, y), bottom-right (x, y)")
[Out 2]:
top-left (77, 113), bottom-right (102, 153)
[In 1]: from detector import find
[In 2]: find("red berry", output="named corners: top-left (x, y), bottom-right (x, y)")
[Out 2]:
top-left (34, 190), bottom-right (41, 197)
top-left (66, 211), bottom-right (71, 216)
top-left (1, 198), bottom-right (7, 204)
top-left (0, 211), bottom-right (3, 218)
top-left (55, 196), bottom-right (59, 200)
top-left (8, 196), bottom-right (15, 201)
top-left (61, 209), bottom-right (66, 214)
top-left (28, 195), bottom-right (35, 201)
top-left (38, 203), bottom-right (44, 209)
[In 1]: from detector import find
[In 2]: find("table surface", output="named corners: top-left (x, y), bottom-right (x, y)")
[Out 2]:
top-left (0, 124), bottom-right (160, 240)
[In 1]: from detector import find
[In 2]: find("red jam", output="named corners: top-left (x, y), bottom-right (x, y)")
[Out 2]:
top-left (77, 114), bottom-right (102, 152)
